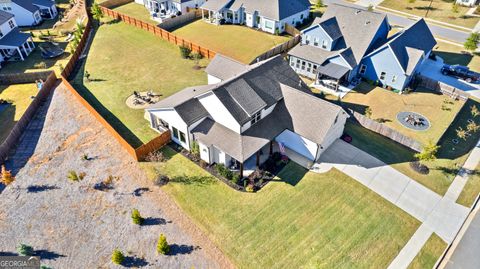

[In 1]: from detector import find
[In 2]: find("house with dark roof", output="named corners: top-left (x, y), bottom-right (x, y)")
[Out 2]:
top-left (145, 55), bottom-right (348, 176)
top-left (288, 4), bottom-right (390, 93)
top-left (199, 0), bottom-right (310, 34)
top-left (0, 0), bottom-right (43, 26)
top-left (0, 10), bottom-right (35, 65)
top-left (360, 19), bottom-right (437, 91)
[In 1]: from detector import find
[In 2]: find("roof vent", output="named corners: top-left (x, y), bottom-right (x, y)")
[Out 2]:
top-left (365, 20), bottom-right (371, 25)
top-left (355, 10), bottom-right (361, 14)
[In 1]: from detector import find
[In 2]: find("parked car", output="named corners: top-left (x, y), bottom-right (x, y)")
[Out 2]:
top-left (441, 64), bottom-right (480, 83)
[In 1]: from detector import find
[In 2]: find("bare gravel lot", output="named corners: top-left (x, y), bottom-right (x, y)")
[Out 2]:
top-left (0, 84), bottom-right (222, 268)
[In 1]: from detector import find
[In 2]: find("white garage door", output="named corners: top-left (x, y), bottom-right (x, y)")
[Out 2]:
top-left (275, 130), bottom-right (318, 160)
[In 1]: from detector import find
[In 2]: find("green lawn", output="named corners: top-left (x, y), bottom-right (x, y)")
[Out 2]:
top-left (380, 0), bottom-right (479, 29)
top-left (342, 83), bottom-right (464, 146)
top-left (141, 147), bottom-right (420, 269)
top-left (345, 98), bottom-right (480, 195)
top-left (408, 234), bottom-right (447, 269)
top-left (0, 84), bottom-right (38, 143)
top-left (71, 20), bottom-right (208, 147)
top-left (172, 20), bottom-right (291, 64)
top-left (457, 163), bottom-right (480, 207)
top-left (112, 2), bottom-right (158, 24)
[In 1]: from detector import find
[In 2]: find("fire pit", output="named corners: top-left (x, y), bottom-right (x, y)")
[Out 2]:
top-left (396, 111), bottom-right (430, 131)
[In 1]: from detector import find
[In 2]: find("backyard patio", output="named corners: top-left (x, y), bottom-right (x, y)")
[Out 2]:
top-left (141, 147), bottom-right (422, 269)
top-left (71, 19), bottom-right (209, 147)
top-left (172, 20), bottom-right (291, 64)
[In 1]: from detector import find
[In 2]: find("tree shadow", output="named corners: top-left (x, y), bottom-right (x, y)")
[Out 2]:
top-left (35, 249), bottom-right (66, 260)
top-left (168, 244), bottom-right (200, 256)
top-left (123, 255), bottom-right (149, 267)
top-left (132, 187), bottom-right (150, 197)
top-left (26, 184), bottom-right (60, 193)
top-left (142, 217), bottom-right (170, 226)
top-left (415, 6), bottom-right (439, 11)
top-left (435, 50), bottom-right (473, 66)
top-left (0, 252), bottom-right (18, 256)
top-left (273, 162), bottom-right (308, 186)
top-left (170, 175), bottom-right (216, 185)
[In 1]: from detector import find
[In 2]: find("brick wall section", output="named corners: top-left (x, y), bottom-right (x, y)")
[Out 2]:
top-left (0, 72), bottom-right (58, 164)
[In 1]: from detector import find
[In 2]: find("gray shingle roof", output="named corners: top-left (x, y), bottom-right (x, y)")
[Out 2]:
top-left (0, 28), bottom-right (30, 47)
top-left (175, 98), bottom-right (210, 125)
top-left (319, 17), bottom-right (342, 40)
top-left (205, 54), bottom-right (247, 81)
top-left (288, 43), bottom-right (337, 64)
top-left (0, 10), bottom-right (14, 25)
top-left (224, 78), bottom-right (266, 115)
top-left (202, 0), bottom-right (310, 20)
top-left (386, 19), bottom-right (436, 75)
top-left (192, 84), bottom-right (345, 162)
top-left (12, 0), bottom-right (39, 13)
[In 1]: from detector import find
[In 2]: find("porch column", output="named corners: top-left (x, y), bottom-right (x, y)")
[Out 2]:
top-left (201, 9), bottom-right (204, 19)
top-left (256, 151), bottom-right (260, 167)
top-left (269, 141), bottom-right (273, 156)
top-left (16, 47), bottom-right (24, 61)
top-left (24, 41), bottom-right (31, 51)
top-left (239, 163), bottom-right (244, 178)
top-left (49, 8), bottom-right (53, 19)
top-left (22, 43), bottom-right (29, 55)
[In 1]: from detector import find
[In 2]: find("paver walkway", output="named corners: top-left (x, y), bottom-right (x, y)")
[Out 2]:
top-left (315, 140), bottom-right (469, 242)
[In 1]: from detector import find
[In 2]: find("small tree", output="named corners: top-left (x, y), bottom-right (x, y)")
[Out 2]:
top-left (471, 105), bottom-right (480, 118)
top-left (467, 121), bottom-right (480, 133)
top-left (191, 140), bottom-right (200, 157)
top-left (111, 249), bottom-right (125, 265)
top-left (67, 170), bottom-right (79, 181)
top-left (457, 127), bottom-right (468, 140)
top-left (365, 107), bottom-right (372, 118)
top-left (91, 2), bottom-right (104, 22)
top-left (84, 70), bottom-right (91, 82)
top-left (192, 52), bottom-right (202, 68)
top-left (464, 32), bottom-right (479, 52)
top-left (157, 234), bottom-right (170, 255)
top-left (452, 3), bottom-right (459, 13)
top-left (179, 46), bottom-right (192, 59)
top-left (131, 208), bottom-right (144, 225)
top-left (315, 0), bottom-right (323, 8)
top-left (1, 165), bottom-right (15, 185)
top-left (17, 244), bottom-right (34, 256)
top-left (414, 142), bottom-right (440, 164)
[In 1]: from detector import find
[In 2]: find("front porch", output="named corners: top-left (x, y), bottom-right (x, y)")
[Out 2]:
top-left (313, 62), bottom-right (358, 98)
top-left (0, 30), bottom-right (35, 62)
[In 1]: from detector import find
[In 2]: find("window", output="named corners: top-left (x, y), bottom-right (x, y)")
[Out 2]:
top-left (264, 20), bottom-right (274, 30)
top-left (301, 61), bottom-right (306, 70)
top-left (359, 64), bottom-right (367, 74)
top-left (304, 35), bottom-right (310, 45)
top-left (250, 111), bottom-right (262, 125)
top-left (380, 72), bottom-right (386, 80)
top-left (290, 58), bottom-right (295, 67)
top-left (313, 65), bottom-right (318, 73)
top-left (296, 59), bottom-right (300, 68)
top-left (307, 63), bottom-right (312, 72)
top-left (172, 126), bottom-right (179, 139)
top-left (8, 20), bottom-right (14, 29)
top-left (313, 37), bottom-right (319, 46)
top-left (300, 14), bottom-right (304, 19)
top-left (179, 131), bottom-right (186, 143)
top-left (392, 75), bottom-right (397, 83)
top-left (0, 30), bottom-right (3, 38)
top-left (322, 40), bottom-right (327, 49)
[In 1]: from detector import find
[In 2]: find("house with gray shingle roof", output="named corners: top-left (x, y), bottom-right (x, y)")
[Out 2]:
top-left (0, 10), bottom-right (35, 65)
top-left (145, 55), bottom-right (348, 177)
top-left (0, 0), bottom-right (43, 26)
top-left (199, 0), bottom-right (310, 34)
top-left (288, 4), bottom-right (390, 93)
top-left (360, 19), bottom-right (437, 91)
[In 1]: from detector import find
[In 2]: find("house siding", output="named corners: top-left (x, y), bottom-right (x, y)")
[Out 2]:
top-left (360, 47), bottom-right (408, 91)
top-left (288, 55), bottom-right (318, 79)
top-left (207, 74), bottom-right (222, 85)
top-left (302, 25), bottom-right (335, 50)
top-left (275, 129), bottom-right (318, 160)
top-left (198, 92), bottom-right (241, 133)
top-left (1, 2), bottom-right (41, 26)
top-left (315, 111), bottom-right (348, 159)
top-left (149, 109), bottom-right (191, 149)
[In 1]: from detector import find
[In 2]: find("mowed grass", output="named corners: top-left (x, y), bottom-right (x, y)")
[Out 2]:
top-left (433, 40), bottom-right (480, 72)
top-left (71, 21), bottom-right (208, 147)
top-left (113, 2), bottom-right (158, 24)
top-left (457, 163), bottom-right (480, 207)
top-left (342, 83), bottom-right (464, 145)
top-left (141, 147), bottom-right (420, 269)
top-left (0, 84), bottom-right (37, 143)
top-left (172, 20), bottom-right (291, 64)
top-left (380, 0), bottom-right (479, 29)
top-left (408, 234), bottom-right (447, 269)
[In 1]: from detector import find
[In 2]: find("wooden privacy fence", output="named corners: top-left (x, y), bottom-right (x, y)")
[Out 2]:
top-left (100, 0), bottom-right (133, 9)
top-left (0, 71), bottom-right (58, 164)
top-left (158, 10), bottom-right (202, 31)
top-left (0, 71), bottom-right (53, 84)
top-left (100, 6), bottom-right (216, 59)
top-left (250, 35), bottom-right (301, 64)
top-left (349, 109), bottom-right (423, 152)
top-left (284, 23), bottom-right (301, 36)
top-left (135, 130), bottom-right (172, 160)
top-left (415, 75), bottom-right (469, 101)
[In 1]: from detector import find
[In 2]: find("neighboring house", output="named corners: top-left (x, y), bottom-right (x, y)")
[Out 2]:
top-left (456, 0), bottom-right (479, 6)
top-left (31, 0), bottom-right (57, 19)
top-left (204, 54), bottom-right (247, 84)
top-left (135, 0), bottom-right (205, 16)
top-left (0, 0), bottom-right (42, 26)
top-left (0, 10), bottom-right (35, 65)
top-left (145, 55), bottom-right (348, 177)
top-left (360, 19), bottom-right (437, 91)
top-left (199, 0), bottom-right (310, 34)
top-left (288, 4), bottom-right (390, 91)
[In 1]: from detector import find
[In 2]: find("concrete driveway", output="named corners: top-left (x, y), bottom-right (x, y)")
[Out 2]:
top-left (314, 139), bottom-right (469, 243)
top-left (417, 57), bottom-right (480, 99)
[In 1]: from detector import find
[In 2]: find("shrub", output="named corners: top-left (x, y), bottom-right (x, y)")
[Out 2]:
top-left (231, 173), bottom-right (240, 185)
top-left (17, 244), bottom-right (34, 256)
top-left (246, 185), bottom-right (254, 192)
top-left (40, 266), bottom-right (53, 269)
top-left (199, 160), bottom-right (208, 168)
top-left (1, 165), bottom-right (15, 185)
top-left (111, 249), bottom-right (125, 265)
top-left (414, 142), bottom-right (440, 164)
top-left (78, 172), bottom-right (86, 180)
top-left (153, 174), bottom-right (169, 186)
top-left (131, 208), bottom-right (144, 225)
top-left (81, 154), bottom-right (89, 160)
top-left (243, 179), bottom-right (248, 188)
top-left (67, 171), bottom-right (79, 181)
top-left (179, 46), bottom-right (192, 59)
top-left (157, 234), bottom-right (170, 254)
top-left (215, 164), bottom-right (233, 180)
top-left (191, 52), bottom-right (202, 67)
top-left (145, 150), bottom-right (166, 162)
